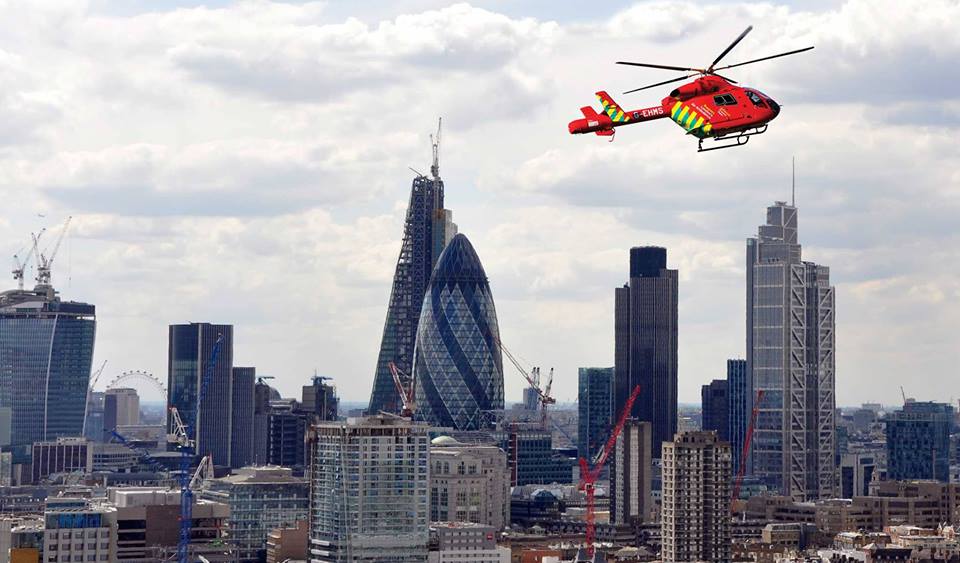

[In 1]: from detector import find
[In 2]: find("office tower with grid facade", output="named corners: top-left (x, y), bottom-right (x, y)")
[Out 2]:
top-left (578, 367), bottom-right (613, 460)
top-left (726, 359), bottom-right (748, 477)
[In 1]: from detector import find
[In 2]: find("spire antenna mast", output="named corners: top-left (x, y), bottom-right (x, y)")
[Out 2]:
top-left (430, 117), bottom-right (442, 181)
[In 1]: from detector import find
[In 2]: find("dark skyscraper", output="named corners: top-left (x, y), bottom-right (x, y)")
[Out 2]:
top-left (413, 234), bottom-right (503, 431)
top-left (252, 377), bottom-right (272, 465)
top-left (701, 379), bottom-right (729, 442)
top-left (578, 367), bottom-right (613, 460)
top-left (368, 131), bottom-right (457, 415)
top-left (885, 401), bottom-right (953, 483)
top-left (301, 376), bottom-right (338, 423)
top-left (230, 367), bottom-right (255, 469)
top-left (726, 359), bottom-right (748, 477)
top-left (0, 286), bottom-right (96, 464)
top-left (167, 323), bottom-right (234, 467)
top-left (614, 246), bottom-right (678, 458)
top-left (747, 201), bottom-right (836, 500)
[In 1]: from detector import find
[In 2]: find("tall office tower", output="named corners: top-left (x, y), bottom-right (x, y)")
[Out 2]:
top-left (167, 323), bottom-right (234, 467)
top-left (0, 285), bottom-right (96, 464)
top-left (84, 391), bottom-right (106, 442)
top-left (726, 359), bottom-right (748, 477)
top-left (522, 387), bottom-right (540, 411)
top-left (252, 379), bottom-right (272, 465)
top-left (230, 367), bottom-right (255, 469)
top-left (414, 234), bottom-right (504, 431)
top-left (301, 376), bottom-right (338, 422)
top-left (701, 380), bottom-right (729, 441)
top-left (368, 131), bottom-right (457, 416)
top-left (268, 399), bottom-right (308, 472)
top-left (578, 367), bottom-right (613, 460)
top-left (308, 415), bottom-right (430, 562)
top-left (611, 420), bottom-right (653, 525)
top-left (746, 201), bottom-right (836, 500)
top-left (614, 246), bottom-right (678, 458)
top-left (885, 401), bottom-right (954, 483)
top-left (430, 436), bottom-right (510, 530)
top-left (661, 432), bottom-right (732, 563)
top-left (103, 388), bottom-right (140, 440)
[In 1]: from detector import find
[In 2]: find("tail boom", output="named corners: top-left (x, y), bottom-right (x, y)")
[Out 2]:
top-left (568, 91), bottom-right (667, 136)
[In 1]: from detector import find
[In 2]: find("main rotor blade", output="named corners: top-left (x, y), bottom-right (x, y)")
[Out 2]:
top-left (712, 46), bottom-right (815, 71)
top-left (623, 73), bottom-right (698, 95)
top-left (711, 72), bottom-right (738, 84)
top-left (708, 25), bottom-right (753, 71)
top-left (617, 61), bottom-right (702, 72)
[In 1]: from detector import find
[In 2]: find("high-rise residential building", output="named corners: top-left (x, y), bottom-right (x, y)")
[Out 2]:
top-left (308, 415), bottom-right (430, 562)
top-left (253, 378), bottom-right (273, 465)
top-left (367, 139), bottom-right (457, 416)
top-left (614, 246), bottom-right (678, 459)
top-left (661, 431), bottom-right (732, 563)
top-left (611, 420), bottom-right (653, 525)
top-left (747, 201), bottom-right (836, 500)
top-left (429, 436), bottom-right (510, 530)
top-left (0, 286), bottom-right (96, 464)
top-left (230, 367), bottom-right (255, 469)
top-left (413, 234), bottom-right (504, 431)
top-left (726, 359), bottom-right (748, 477)
top-left (103, 388), bottom-right (140, 441)
top-left (885, 401), bottom-right (954, 483)
top-left (201, 466), bottom-right (309, 561)
top-left (167, 323), bottom-right (234, 468)
top-left (701, 380), bottom-right (729, 441)
top-left (577, 367), bottom-right (613, 461)
top-left (301, 376), bottom-right (338, 423)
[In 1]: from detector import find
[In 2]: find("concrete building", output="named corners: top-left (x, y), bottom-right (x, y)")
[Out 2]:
top-left (611, 420), bottom-right (652, 525)
top-left (726, 359), bottom-right (748, 477)
top-left (231, 367), bottom-right (256, 469)
top-left (167, 323), bottom-right (234, 468)
top-left (430, 436), bottom-right (510, 530)
top-left (1, 516), bottom-right (44, 563)
top-left (266, 520), bottom-right (308, 563)
top-left (43, 502), bottom-right (116, 563)
top-left (885, 401), bottom-right (954, 482)
top-left (661, 431), bottom-right (732, 563)
top-left (0, 286), bottom-right (96, 465)
top-left (201, 466), bottom-right (309, 562)
top-left (30, 438), bottom-right (92, 484)
top-left (103, 388), bottom-right (140, 441)
top-left (308, 415), bottom-right (430, 562)
top-left (701, 379), bottom-right (729, 441)
top-left (577, 368), bottom-right (613, 461)
top-left (747, 201), bottom-right (836, 501)
top-left (427, 522), bottom-right (509, 563)
top-left (614, 246), bottom-right (678, 459)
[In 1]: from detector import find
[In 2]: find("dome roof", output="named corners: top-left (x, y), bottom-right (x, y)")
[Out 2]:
top-left (431, 435), bottom-right (463, 446)
top-left (431, 234), bottom-right (488, 285)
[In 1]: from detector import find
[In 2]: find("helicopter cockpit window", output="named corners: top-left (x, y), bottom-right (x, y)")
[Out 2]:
top-left (746, 91), bottom-right (766, 107)
top-left (713, 94), bottom-right (737, 106)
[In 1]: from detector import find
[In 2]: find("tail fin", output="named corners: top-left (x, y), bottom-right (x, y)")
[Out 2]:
top-left (596, 91), bottom-right (630, 123)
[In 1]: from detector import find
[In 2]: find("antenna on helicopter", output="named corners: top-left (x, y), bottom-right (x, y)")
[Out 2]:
top-left (430, 118), bottom-right (442, 181)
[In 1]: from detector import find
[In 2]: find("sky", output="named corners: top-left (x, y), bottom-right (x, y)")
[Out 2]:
top-left (1, 0), bottom-right (958, 406)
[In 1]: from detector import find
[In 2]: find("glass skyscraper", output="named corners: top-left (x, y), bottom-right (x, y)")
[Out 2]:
top-left (577, 367), bottom-right (613, 460)
top-left (413, 233), bottom-right (504, 431)
top-left (747, 201), bottom-right (836, 501)
top-left (885, 401), bottom-right (953, 482)
top-left (726, 359), bottom-right (748, 477)
top-left (368, 163), bottom-right (457, 415)
top-left (0, 287), bottom-right (96, 464)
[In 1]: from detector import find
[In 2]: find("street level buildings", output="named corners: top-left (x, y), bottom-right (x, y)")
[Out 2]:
top-left (429, 436), bottom-right (510, 530)
top-left (0, 286), bottom-right (96, 465)
top-left (614, 246), bottom-right (678, 459)
top-left (413, 234), bottom-right (504, 431)
top-left (368, 150), bottom-right (457, 415)
top-left (661, 431), bottom-right (732, 563)
top-left (577, 367), bottom-right (613, 461)
top-left (308, 415), bottom-right (430, 562)
top-left (885, 401), bottom-right (954, 483)
top-left (427, 522), bottom-right (509, 563)
top-left (167, 323), bottom-right (234, 468)
top-left (746, 201), bottom-right (836, 500)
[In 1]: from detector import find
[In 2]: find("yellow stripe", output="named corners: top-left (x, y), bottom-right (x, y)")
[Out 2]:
top-left (677, 106), bottom-right (689, 122)
top-left (685, 111), bottom-right (698, 128)
top-left (671, 101), bottom-right (682, 118)
top-left (693, 116), bottom-right (704, 129)
top-left (704, 123), bottom-right (712, 133)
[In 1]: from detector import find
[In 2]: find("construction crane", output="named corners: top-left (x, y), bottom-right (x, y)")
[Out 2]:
top-left (498, 339), bottom-right (556, 428)
top-left (388, 361), bottom-right (416, 418)
top-left (81, 360), bottom-right (109, 437)
top-left (578, 384), bottom-right (641, 556)
top-left (35, 216), bottom-right (71, 287)
top-left (11, 228), bottom-right (44, 290)
top-left (731, 389), bottom-right (765, 503)
top-left (172, 333), bottom-right (223, 563)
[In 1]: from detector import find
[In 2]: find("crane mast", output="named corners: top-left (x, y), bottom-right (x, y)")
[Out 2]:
top-left (36, 216), bottom-right (72, 287)
top-left (731, 389), bottom-right (764, 503)
top-left (12, 228), bottom-right (45, 290)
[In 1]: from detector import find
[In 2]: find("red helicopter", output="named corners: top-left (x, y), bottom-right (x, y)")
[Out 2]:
top-left (568, 26), bottom-right (813, 151)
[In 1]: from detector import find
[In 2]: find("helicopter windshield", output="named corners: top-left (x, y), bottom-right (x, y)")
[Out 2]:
top-left (745, 90), bottom-right (766, 107)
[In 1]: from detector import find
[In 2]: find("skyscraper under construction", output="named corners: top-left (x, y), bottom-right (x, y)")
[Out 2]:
top-left (367, 122), bottom-right (457, 415)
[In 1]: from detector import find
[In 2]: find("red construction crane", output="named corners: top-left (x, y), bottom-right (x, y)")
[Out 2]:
top-left (731, 389), bottom-right (764, 503)
top-left (578, 384), bottom-right (641, 556)
top-left (388, 361), bottom-right (416, 418)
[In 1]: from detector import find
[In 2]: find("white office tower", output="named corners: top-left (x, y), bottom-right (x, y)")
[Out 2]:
top-left (308, 415), bottom-right (430, 562)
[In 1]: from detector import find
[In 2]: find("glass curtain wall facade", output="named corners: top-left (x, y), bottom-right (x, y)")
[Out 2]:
top-left (577, 367), bottom-right (613, 460)
top-left (230, 367), bottom-right (255, 469)
top-left (0, 290), bottom-right (96, 464)
top-left (413, 234), bottom-right (504, 431)
top-left (727, 359), bottom-right (748, 477)
top-left (885, 401), bottom-right (954, 482)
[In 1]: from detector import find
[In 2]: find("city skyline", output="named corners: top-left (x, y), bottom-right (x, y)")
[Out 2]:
top-left (0, 1), bottom-right (956, 408)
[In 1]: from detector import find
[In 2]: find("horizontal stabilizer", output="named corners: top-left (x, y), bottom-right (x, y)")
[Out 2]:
top-left (580, 106), bottom-right (601, 120)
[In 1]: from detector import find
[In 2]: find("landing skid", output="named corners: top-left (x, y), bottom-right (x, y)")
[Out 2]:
top-left (698, 124), bottom-right (768, 152)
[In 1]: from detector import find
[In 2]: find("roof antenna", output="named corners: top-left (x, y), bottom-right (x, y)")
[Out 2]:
top-left (791, 155), bottom-right (796, 207)
top-left (430, 117), bottom-right (441, 181)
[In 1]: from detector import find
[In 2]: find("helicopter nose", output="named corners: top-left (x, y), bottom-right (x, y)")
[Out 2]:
top-left (768, 98), bottom-right (781, 117)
